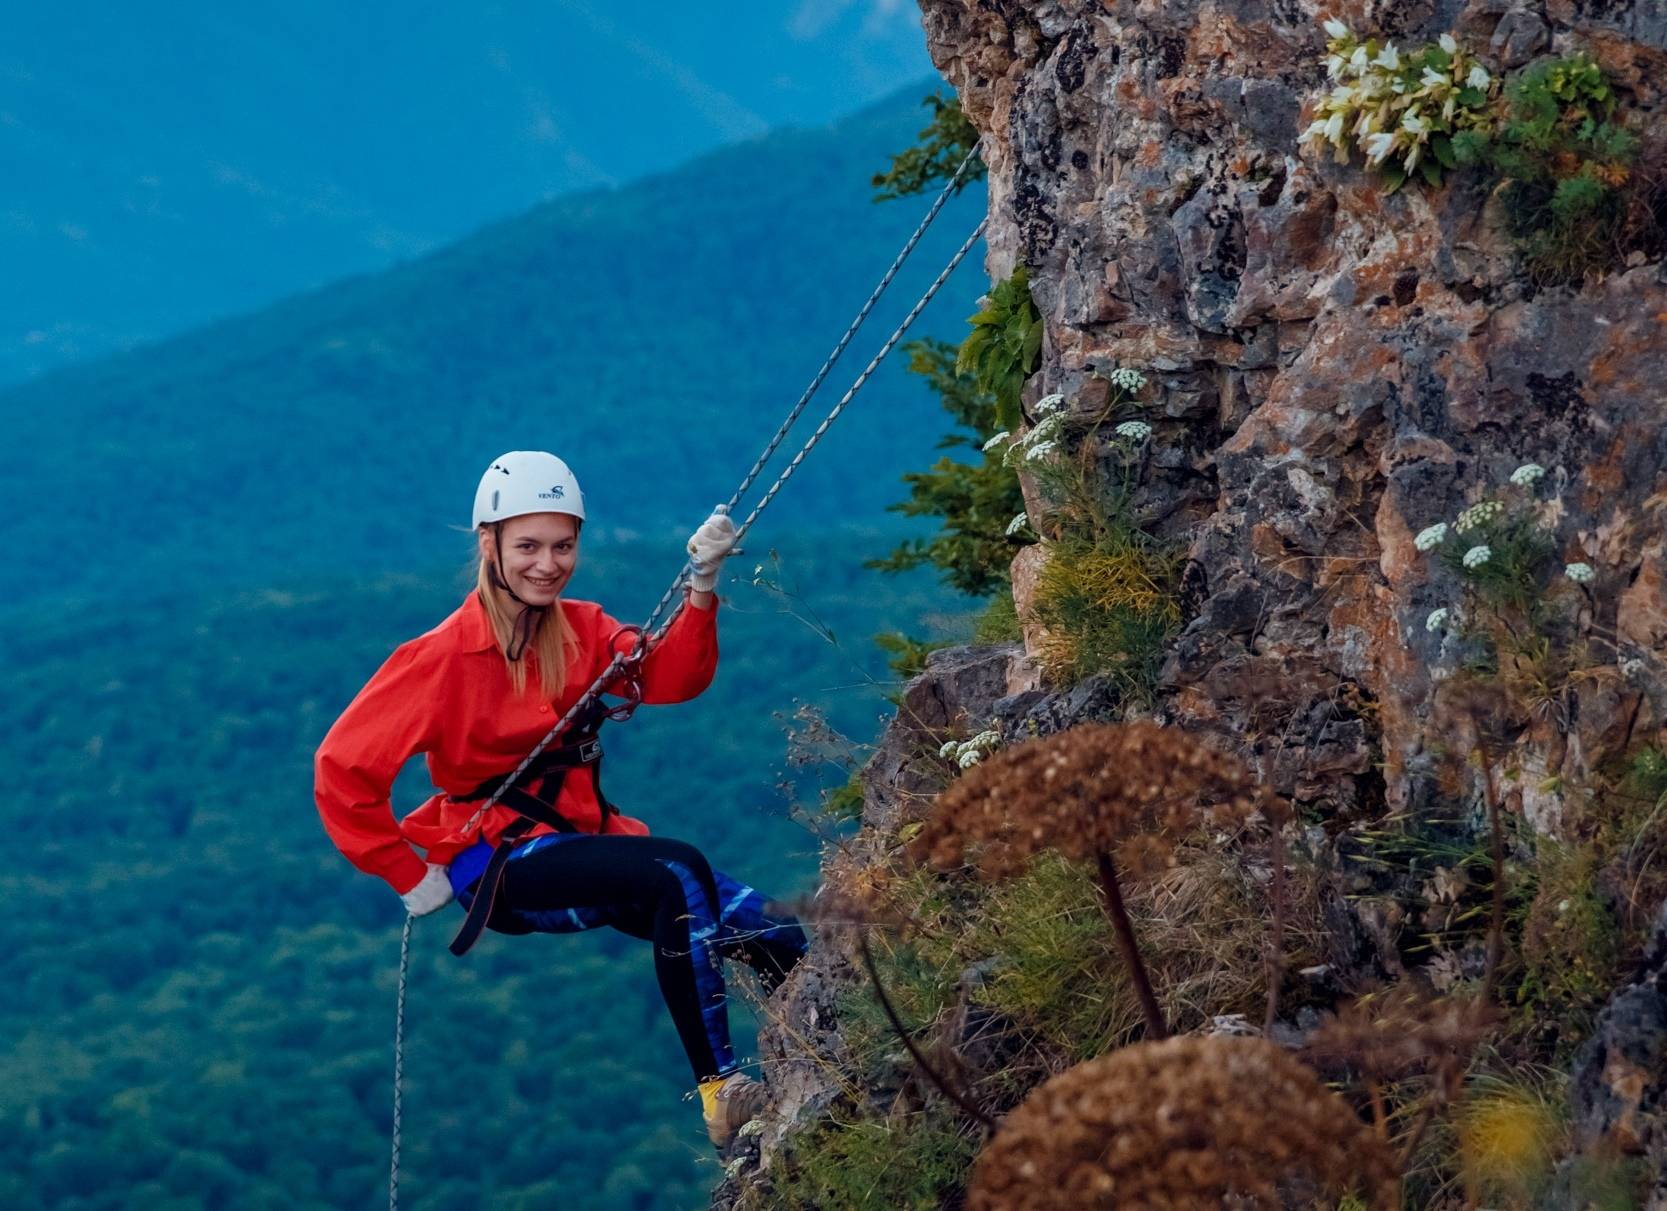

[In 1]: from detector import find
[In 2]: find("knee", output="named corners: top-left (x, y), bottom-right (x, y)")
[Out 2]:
top-left (652, 837), bottom-right (717, 889)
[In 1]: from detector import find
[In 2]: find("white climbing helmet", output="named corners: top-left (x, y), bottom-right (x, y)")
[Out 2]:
top-left (471, 451), bottom-right (586, 529)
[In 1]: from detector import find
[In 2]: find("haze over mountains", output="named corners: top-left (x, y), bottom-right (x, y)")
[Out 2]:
top-left (2, 3), bottom-right (935, 383)
top-left (2, 85), bottom-right (987, 613)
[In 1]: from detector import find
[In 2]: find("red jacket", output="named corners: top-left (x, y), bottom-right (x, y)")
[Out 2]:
top-left (314, 590), bottom-right (718, 894)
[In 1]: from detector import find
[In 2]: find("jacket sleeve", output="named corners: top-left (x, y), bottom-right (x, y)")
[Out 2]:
top-left (313, 639), bottom-right (444, 894)
top-left (597, 592), bottom-right (718, 705)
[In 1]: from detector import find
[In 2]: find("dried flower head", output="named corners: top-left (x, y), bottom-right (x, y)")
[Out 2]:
top-left (910, 723), bottom-right (1264, 880)
top-left (1303, 987), bottom-right (1496, 1082)
top-left (965, 1035), bottom-right (1399, 1210)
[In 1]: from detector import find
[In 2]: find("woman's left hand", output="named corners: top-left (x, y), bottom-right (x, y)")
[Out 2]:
top-left (686, 506), bottom-right (737, 592)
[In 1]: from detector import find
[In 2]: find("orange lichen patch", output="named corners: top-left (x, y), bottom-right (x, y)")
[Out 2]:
top-left (1580, 435), bottom-right (1630, 502)
top-left (965, 1036), bottom-right (1400, 1211)
top-left (1189, 13), bottom-right (1287, 68)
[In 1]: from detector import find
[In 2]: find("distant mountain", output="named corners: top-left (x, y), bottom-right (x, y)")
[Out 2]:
top-left (0, 86), bottom-right (986, 612)
top-left (1, 6), bottom-right (935, 382)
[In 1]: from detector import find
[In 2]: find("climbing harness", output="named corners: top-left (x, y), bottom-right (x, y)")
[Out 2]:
top-left (387, 144), bottom-right (985, 1208)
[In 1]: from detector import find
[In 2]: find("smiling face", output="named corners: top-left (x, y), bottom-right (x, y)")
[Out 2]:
top-left (481, 512), bottom-right (580, 606)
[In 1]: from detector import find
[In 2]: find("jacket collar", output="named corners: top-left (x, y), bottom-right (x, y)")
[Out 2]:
top-left (457, 589), bottom-right (503, 653)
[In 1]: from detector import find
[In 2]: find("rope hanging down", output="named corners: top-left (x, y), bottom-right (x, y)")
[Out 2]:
top-left (387, 159), bottom-right (985, 1210)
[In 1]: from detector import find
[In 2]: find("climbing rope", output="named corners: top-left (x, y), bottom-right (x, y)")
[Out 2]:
top-left (723, 142), bottom-right (983, 514)
top-left (388, 914), bottom-right (411, 1211)
top-left (387, 162), bottom-right (986, 1209)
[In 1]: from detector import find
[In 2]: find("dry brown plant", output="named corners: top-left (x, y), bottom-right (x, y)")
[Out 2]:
top-left (964, 1035), bottom-right (1400, 1210)
top-left (910, 722), bottom-right (1267, 1038)
top-left (1302, 986), bottom-right (1497, 1167)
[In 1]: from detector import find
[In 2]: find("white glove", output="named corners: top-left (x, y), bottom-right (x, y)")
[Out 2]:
top-left (685, 506), bottom-right (738, 593)
top-left (399, 864), bottom-right (454, 917)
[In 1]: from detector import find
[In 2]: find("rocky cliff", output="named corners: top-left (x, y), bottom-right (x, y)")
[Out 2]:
top-left (718, 2), bottom-right (1667, 1206)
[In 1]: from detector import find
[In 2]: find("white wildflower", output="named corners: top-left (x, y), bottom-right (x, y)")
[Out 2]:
top-left (1005, 511), bottom-right (1028, 537)
top-left (1462, 544), bottom-right (1492, 569)
top-left (1375, 43), bottom-right (1401, 70)
top-left (1324, 17), bottom-right (1351, 40)
top-left (1351, 44), bottom-right (1369, 68)
top-left (981, 430), bottom-right (1011, 452)
top-left (1025, 440), bottom-right (1058, 462)
top-left (938, 739), bottom-right (959, 758)
top-left (1414, 522), bottom-right (1449, 552)
top-left (1402, 109), bottom-right (1429, 136)
top-left (1025, 411), bottom-right (1066, 443)
top-left (1467, 64), bottom-right (1491, 90)
top-left (1442, 94), bottom-right (1457, 122)
top-left (1564, 561), bottom-right (1595, 584)
top-left (969, 729), bottom-right (1001, 749)
top-left (1324, 111), bottom-right (1346, 144)
top-left (957, 749), bottom-right (982, 769)
top-left (1115, 420), bottom-right (1153, 442)
top-left (1326, 53), bottom-right (1347, 79)
top-left (1405, 144), bottom-right (1423, 172)
top-left (1329, 84), bottom-right (1358, 107)
top-left (1421, 66), bottom-right (1448, 89)
top-left (1454, 499), bottom-right (1503, 533)
top-left (1439, 33), bottom-right (1458, 55)
top-left (1108, 366), bottom-right (1147, 392)
top-left (1426, 607), bottom-right (1450, 632)
top-left (1034, 392), bottom-right (1067, 415)
top-left (1365, 131), bottom-right (1397, 162)
top-left (1509, 462), bottom-right (1545, 486)
top-left (1302, 117), bottom-right (1330, 145)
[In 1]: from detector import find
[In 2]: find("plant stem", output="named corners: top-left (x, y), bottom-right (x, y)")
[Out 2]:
top-left (1095, 850), bottom-right (1168, 1040)
top-left (1263, 820), bottom-right (1288, 1036)
top-left (1472, 722), bottom-right (1507, 1004)
top-left (857, 931), bottom-right (996, 1130)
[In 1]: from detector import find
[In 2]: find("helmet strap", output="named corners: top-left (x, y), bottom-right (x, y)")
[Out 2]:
top-left (487, 520), bottom-right (549, 662)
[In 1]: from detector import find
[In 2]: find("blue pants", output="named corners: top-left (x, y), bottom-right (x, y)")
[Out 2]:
top-left (449, 832), bottom-right (807, 1082)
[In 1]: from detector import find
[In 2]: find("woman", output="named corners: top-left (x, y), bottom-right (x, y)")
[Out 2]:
top-left (314, 450), bottom-right (807, 1151)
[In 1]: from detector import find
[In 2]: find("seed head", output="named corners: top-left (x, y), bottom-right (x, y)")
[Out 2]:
top-left (910, 723), bottom-right (1265, 880)
top-left (966, 1035), bottom-right (1399, 1210)
top-left (1303, 987), bottom-right (1496, 1082)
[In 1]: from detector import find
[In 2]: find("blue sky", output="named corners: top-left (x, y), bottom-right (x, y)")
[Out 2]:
top-left (1, 1), bottom-right (937, 383)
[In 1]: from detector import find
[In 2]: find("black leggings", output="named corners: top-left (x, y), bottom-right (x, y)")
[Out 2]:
top-left (462, 834), bottom-right (806, 1083)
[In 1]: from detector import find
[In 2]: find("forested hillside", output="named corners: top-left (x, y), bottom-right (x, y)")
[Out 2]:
top-left (0, 543), bottom-right (962, 1209)
top-left (0, 84), bottom-right (984, 612)
top-left (0, 82), bottom-right (992, 1209)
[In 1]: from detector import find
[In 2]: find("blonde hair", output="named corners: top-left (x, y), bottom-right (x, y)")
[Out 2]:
top-left (474, 526), bottom-right (582, 700)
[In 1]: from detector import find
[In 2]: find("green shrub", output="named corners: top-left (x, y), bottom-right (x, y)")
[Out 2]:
top-left (767, 1112), bottom-right (979, 1210)
top-left (871, 94), bottom-right (984, 202)
top-left (1518, 838), bottom-right (1622, 1037)
top-left (867, 340), bottom-right (1025, 597)
top-left (1029, 528), bottom-right (1180, 697)
top-left (992, 372), bottom-right (1181, 696)
top-left (956, 268), bottom-right (1041, 433)
top-left (1456, 54), bottom-right (1654, 283)
top-left (872, 630), bottom-right (955, 682)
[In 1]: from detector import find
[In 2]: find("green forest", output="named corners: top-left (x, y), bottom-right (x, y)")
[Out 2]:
top-left (0, 540), bottom-right (966, 1209)
top-left (0, 82), bottom-right (995, 1209)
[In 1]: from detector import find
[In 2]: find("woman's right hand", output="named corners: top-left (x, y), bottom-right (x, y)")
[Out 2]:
top-left (399, 864), bottom-right (454, 916)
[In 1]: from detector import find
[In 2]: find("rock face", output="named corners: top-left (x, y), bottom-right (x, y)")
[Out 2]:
top-left (1571, 901), bottom-right (1667, 1207)
top-left (720, 2), bottom-right (1667, 1204)
top-left (920, 0), bottom-right (1667, 825)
